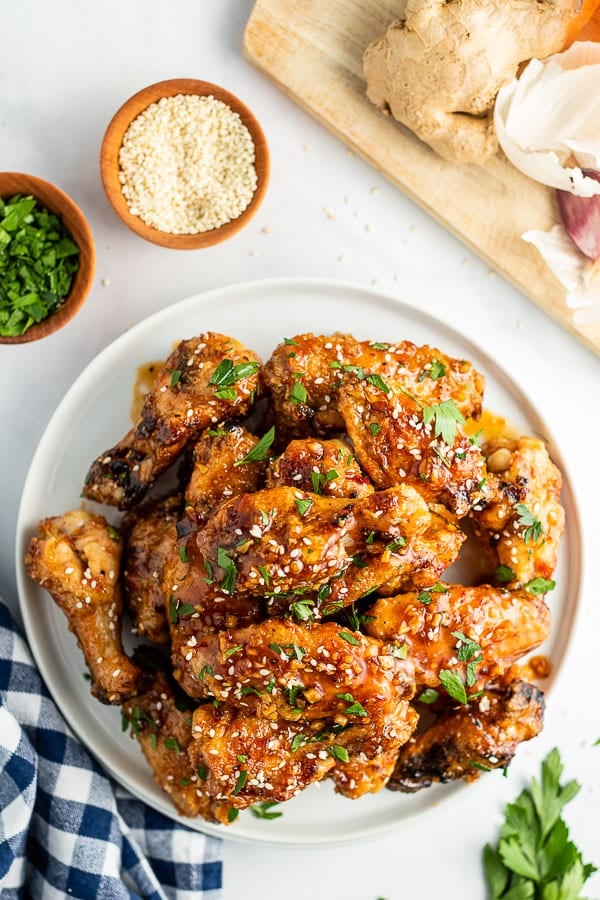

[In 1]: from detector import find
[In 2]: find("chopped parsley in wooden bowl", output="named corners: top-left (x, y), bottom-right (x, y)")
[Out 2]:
top-left (0, 172), bottom-right (95, 344)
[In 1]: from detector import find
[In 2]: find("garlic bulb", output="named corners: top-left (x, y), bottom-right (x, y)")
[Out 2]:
top-left (494, 42), bottom-right (600, 198)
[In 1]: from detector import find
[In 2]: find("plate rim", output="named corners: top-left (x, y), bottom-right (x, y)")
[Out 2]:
top-left (14, 275), bottom-right (583, 848)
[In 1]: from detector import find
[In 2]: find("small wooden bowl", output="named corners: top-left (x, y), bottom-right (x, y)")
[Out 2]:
top-left (0, 172), bottom-right (95, 345)
top-left (100, 79), bottom-right (270, 249)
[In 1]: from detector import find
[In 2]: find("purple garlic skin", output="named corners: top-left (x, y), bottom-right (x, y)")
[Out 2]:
top-left (557, 169), bottom-right (600, 262)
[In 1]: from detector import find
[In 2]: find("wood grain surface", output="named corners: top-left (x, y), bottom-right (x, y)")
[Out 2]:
top-left (243, 1), bottom-right (600, 356)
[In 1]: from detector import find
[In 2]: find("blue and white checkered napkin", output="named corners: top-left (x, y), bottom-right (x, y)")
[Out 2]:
top-left (0, 600), bottom-right (222, 899)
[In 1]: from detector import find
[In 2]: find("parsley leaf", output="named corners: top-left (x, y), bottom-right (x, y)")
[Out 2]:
top-left (295, 498), bottom-right (313, 517)
top-left (216, 547), bottom-right (237, 595)
top-left (496, 565), bottom-right (516, 583)
top-left (422, 399), bottom-right (465, 445)
top-left (251, 800), bottom-right (283, 820)
top-left (417, 688), bottom-right (439, 704)
top-left (369, 422), bottom-right (382, 436)
top-left (365, 373), bottom-right (391, 394)
top-left (516, 504), bottom-right (544, 544)
top-left (483, 748), bottom-right (596, 900)
top-left (233, 427), bottom-right (275, 467)
top-left (439, 669), bottom-right (468, 705)
top-left (338, 631), bottom-right (360, 646)
top-left (327, 745), bottom-right (349, 763)
top-left (524, 577), bottom-right (556, 596)
top-left (209, 358), bottom-right (259, 389)
top-left (289, 382), bottom-right (308, 404)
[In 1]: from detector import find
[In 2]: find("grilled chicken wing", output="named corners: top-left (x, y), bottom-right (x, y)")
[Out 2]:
top-left (172, 618), bottom-right (415, 718)
top-left (470, 437), bottom-right (565, 585)
top-left (25, 511), bottom-right (145, 703)
top-left (389, 680), bottom-right (544, 792)
top-left (188, 706), bottom-right (337, 811)
top-left (365, 584), bottom-right (550, 692)
top-left (184, 423), bottom-right (267, 524)
top-left (122, 495), bottom-right (182, 644)
top-left (82, 334), bottom-right (261, 509)
top-left (263, 333), bottom-right (484, 438)
top-left (266, 437), bottom-right (374, 498)
top-left (122, 658), bottom-right (229, 822)
top-left (338, 377), bottom-right (488, 517)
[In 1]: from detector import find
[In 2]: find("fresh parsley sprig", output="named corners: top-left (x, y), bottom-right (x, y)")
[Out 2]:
top-left (233, 427), bottom-right (275, 467)
top-left (483, 748), bottom-right (596, 899)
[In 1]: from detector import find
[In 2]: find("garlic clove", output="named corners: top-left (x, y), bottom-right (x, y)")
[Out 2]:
top-left (557, 170), bottom-right (600, 261)
top-left (494, 42), bottom-right (600, 198)
top-left (523, 224), bottom-right (600, 323)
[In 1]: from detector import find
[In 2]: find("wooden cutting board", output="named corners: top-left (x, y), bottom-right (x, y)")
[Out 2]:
top-left (243, 1), bottom-right (600, 357)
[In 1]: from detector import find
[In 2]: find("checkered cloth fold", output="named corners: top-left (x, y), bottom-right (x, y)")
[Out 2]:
top-left (0, 600), bottom-right (222, 899)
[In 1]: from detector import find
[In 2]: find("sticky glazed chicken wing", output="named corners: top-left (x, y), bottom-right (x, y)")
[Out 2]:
top-left (25, 511), bottom-right (145, 703)
top-left (172, 618), bottom-right (415, 718)
top-left (389, 679), bottom-right (544, 792)
top-left (338, 376), bottom-right (488, 517)
top-left (121, 658), bottom-right (229, 823)
top-left (183, 423), bottom-right (267, 524)
top-left (365, 584), bottom-right (551, 692)
top-left (82, 333), bottom-right (262, 509)
top-left (263, 333), bottom-right (484, 438)
top-left (470, 436), bottom-right (565, 585)
top-left (266, 437), bottom-right (374, 498)
top-left (122, 494), bottom-right (182, 644)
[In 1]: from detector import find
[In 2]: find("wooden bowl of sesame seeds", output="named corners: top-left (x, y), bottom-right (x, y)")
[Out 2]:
top-left (100, 79), bottom-right (270, 249)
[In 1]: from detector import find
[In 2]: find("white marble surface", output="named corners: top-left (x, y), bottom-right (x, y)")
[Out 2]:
top-left (1, 2), bottom-right (599, 897)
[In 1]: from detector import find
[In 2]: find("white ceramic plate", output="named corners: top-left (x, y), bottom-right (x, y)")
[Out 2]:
top-left (16, 277), bottom-right (581, 847)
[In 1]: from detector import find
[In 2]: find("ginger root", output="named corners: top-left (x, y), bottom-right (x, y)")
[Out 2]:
top-left (363, 0), bottom-right (600, 165)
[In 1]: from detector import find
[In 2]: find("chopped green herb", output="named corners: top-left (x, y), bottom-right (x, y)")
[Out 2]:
top-left (389, 644), bottom-right (408, 659)
top-left (177, 602), bottom-right (195, 618)
top-left (310, 469), bottom-right (338, 494)
top-left (258, 565), bottom-right (270, 586)
top-left (370, 342), bottom-right (389, 350)
top-left (214, 386), bottom-right (237, 401)
top-left (342, 364), bottom-right (365, 378)
top-left (107, 526), bottom-right (120, 542)
top-left (469, 428), bottom-right (483, 445)
top-left (0, 194), bottom-right (81, 337)
top-left (327, 745), bottom-right (349, 763)
top-left (386, 537), bottom-right (406, 552)
top-left (496, 565), bottom-right (516, 583)
top-left (265, 678), bottom-right (275, 694)
top-left (469, 760), bottom-right (492, 772)
top-left (164, 737), bottom-right (181, 753)
top-left (203, 560), bottom-right (215, 585)
top-left (291, 733), bottom-right (308, 753)
top-left (429, 360), bottom-right (447, 380)
top-left (233, 427), bottom-right (275, 467)
top-left (483, 748), bottom-right (597, 900)
top-left (224, 644), bottom-right (243, 659)
top-left (216, 547), bottom-right (237, 594)
top-left (439, 669), bottom-right (468, 704)
top-left (289, 382), bottom-right (308, 404)
top-left (227, 807), bottom-right (239, 823)
top-left (516, 503), bottom-right (544, 543)
top-left (250, 800), bottom-right (283, 820)
top-left (451, 631), bottom-right (482, 663)
top-left (418, 591), bottom-right (432, 605)
top-left (82, 672), bottom-right (91, 681)
top-left (150, 733), bottom-right (158, 750)
top-left (232, 770), bottom-right (248, 797)
top-left (365, 373), bottom-right (391, 394)
top-left (295, 498), bottom-right (313, 517)
top-left (524, 577), bottom-right (556, 596)
top-left (170, 369), bottom-right (182, 387)
top-left (339, 631), bottom-right (360, 646)
top-left (198, 664), bottom-right (213, 682)
top-left (208, 427), bottom-right (227, 437)
top-left (168, 595), bottom-right (178, 625)
top-left (417, 688), bottom-right (439, 704)
top-left (237, 754), bottom-right (248, 764)
top-left (178, 545), bottom-right (188, 564)
top-left (422, 399), bottom-right (465, 445)
top-left (269, 642), bottom-right (282, 656)
top-left (209, 358), bottom-right (259, 390)
top-left (290, 598), bottom-right (316, 622)
top-left (365, 531), bottom-right (375, 545)
top-left (196, 764), bottom-right (208, 781)
top-left (369, 422), bottom-right (382, 436)
top-left (336, 692), bottom-right (368, 717)
top-left (284, 337), bottom-right (298, 346)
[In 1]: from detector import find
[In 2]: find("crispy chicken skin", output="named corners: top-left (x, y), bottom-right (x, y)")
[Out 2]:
top-left (172, 618), bottom-right (415, 719)
top-left (266, 437), bottom-right (374, 498)
top-left (189, 699), bottom-right (419, 810)
top-left (389, 680), bottom-right (544, 792)
top-left (470, 437), bottom-right (565, 585)
top-left (166, 484), bottom-right (463, 632)
top-left (263, 333), bottom-right (484, 438)
top-left (82, 333), bottom-right (261, 510)
top-left (122, 660), bottom-right (229, 823)
top-left (338, 377), bottom-right (488, 517)
top-left (122, 495), bottom-right (182, 644)
top-left (189, 706), bottom-right (337, 810)
top-left (25, 511), bottom-right (145, 703)
top-left (365, 584), bottom-right (551, 691)
top-left (184, 423), bottom-right (267, 524)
